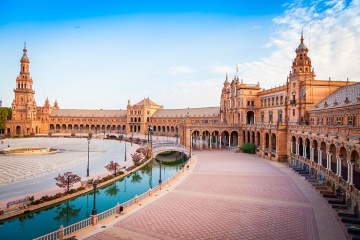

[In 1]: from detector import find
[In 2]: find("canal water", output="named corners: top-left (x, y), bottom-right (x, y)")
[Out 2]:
top-left (0, 159), bottom-right (183, 240)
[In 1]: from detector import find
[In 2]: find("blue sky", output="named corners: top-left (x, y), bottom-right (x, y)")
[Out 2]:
top-left (1, 0), bottom-right (359, 109)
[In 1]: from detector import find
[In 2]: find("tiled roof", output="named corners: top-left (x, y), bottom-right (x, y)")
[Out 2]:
top-left (134, 98), bottom-right (161, 107)
top-left (50, 109), bottom-right (127, 118)
top-left (152, 107), bottom-right (220, 118)
top-left (311, 82), bottom-right (360, 110)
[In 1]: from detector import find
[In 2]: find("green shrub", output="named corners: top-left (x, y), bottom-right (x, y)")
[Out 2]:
top-left (240, 143), bottom-right (256, 154)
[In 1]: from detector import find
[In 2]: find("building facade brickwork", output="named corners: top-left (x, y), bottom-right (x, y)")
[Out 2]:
top-left (5, 34), bottom-right (360, 205)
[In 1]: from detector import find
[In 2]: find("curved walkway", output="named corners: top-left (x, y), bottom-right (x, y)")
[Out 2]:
top-left (77, 150), bottom-right (346, 240)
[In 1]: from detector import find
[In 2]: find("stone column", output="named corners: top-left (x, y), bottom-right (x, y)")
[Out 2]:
top-left (219, 136), bottom-right (222, 150)
top-left (238, 136), bottom-right (240, 148)
top-left (318, 149), bottom-right (322, 166)
top-left (337, 157), bottom-right (342, 177)
top-left (290, 142), bottom-right (293, 154)
top-left (228, 136), bottom-right (231, 147)
top-left (199, 134), bottom-right (203, 151)
top-left (209, 134), bottom-right (212, 151)
top-left (303, 146), bottom-right (307, 159)
top-left (296, 143), bottom-right (299, 155)
top-left (350, 162), bottom-right (355, 185)
top-left (347, 161), bottom-right (351, 184)
top-left (328, 153), bottom-right (332, 171)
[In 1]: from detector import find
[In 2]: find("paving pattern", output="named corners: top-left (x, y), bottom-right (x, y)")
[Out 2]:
top-left (83, 151), bottom-right (347, 240)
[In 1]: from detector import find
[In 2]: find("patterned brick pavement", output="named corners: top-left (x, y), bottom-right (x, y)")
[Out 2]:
top-left (83, 150), bottom-right (346, 240)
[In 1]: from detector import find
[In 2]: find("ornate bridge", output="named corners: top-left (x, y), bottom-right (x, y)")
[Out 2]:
top-left (152, 142), bottom-right (190, 157)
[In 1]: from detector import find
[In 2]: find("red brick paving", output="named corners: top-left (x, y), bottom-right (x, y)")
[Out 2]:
top-left (83, 150), bottom-right (346, 240)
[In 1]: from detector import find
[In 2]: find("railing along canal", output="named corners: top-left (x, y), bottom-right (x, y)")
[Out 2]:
top-left (34, 160), bottom-right (188, 240)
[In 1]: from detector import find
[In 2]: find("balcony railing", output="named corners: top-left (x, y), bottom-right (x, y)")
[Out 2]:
top-left (290, 100), bottom-right (296, 104)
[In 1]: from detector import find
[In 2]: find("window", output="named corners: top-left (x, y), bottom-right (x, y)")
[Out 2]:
top-left (348, 115), bottom-right (355, 126)
top-left (310, 118), bottom-right (314, 125)
top-left (269, 111), bottom-right (273, 123)
top-left (278, 110), bottom-right (282, 123)
top-left (326, 117), bottom-right (331, 125)
top-left (261, 100), bottom-right (263, 107)
top-left (292, 109), bottom-right (295, 116)
top-left (261, 111), bottom-right (264, 122)
top-left (276, 97), bottom-right (279, 105)
top-left (336, 116), bottom-right (343, 126)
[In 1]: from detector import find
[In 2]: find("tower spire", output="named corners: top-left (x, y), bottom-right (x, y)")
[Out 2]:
top-left (300, 28), bottom-right (304, 44)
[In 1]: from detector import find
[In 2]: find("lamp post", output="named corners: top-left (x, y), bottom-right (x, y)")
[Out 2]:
top-left (176, 126), bottom-right (178, 145)
top-left (92, 181), bottom-right (98, 215)
top-left (190, 129), bottom-right (193, 161)
top-left (86, 137), bottom-right (90, 177)
top-left (124, 134), bottom-right (127, 162)
top-left (158, 161), bottom-right (162, 184)
top-left (148, 126), bottom-right (153, 149)
top-left (181, 151), bottom-right (184, 168)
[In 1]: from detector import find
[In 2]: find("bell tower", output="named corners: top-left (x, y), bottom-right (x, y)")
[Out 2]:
top-left (287, 31), bottom-right (316, 124)
top-left (10, 44), bottom-right (38, 134)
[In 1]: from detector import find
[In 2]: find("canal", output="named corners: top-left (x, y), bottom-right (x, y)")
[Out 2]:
top-left (0, 159), bottom-right (184, 240)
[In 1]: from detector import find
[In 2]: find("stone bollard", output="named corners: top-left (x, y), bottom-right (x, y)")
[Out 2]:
top-left (91, 214), bottom-right (98, 226)
top-left (134, 195), bottom-right (139, 205)
top-left (59, 225), bottom-right (64, 240)
top-left (149, 188), bottom-right (153, 196)
top-left (116, 203), bottom-right (120, 214)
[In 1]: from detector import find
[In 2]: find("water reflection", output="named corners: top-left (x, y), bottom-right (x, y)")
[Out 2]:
top-left (54, 201), bottom-right (82, 224)
top-left (0, 158), bottom-right (185, 240)
top-left (105, 183), bottom-right (120, 197)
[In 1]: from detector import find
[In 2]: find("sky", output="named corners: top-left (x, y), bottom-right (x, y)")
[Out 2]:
top-left (0, 0), bottom-right (359, 110)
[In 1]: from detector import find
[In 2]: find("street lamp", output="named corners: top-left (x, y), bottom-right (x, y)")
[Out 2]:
top-left (181, 151), bottom-right (184, 168)
top-left (86, 137), bottom-right (91, 177)
top-left (176, 126), bottom-right (178, 145)
top-left (92, 180), bottom-right (98, 215)
top-left (158, 161), bottom-right (162, 184)
top-left (148, 126), bottom-right (153, 149)
top-left (124, 133), bottom-right (127, 162)
top-left (190, 129), bottom-right (193, 161)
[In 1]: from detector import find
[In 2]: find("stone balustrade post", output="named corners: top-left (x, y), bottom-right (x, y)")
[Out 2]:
top-left (59, 225), bottom-right (64, 240)
top-left (91, 214), bottom-right (98, 226)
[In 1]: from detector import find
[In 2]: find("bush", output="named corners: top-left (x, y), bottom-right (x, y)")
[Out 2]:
top-left (240, 143), bottom-right (256, 154)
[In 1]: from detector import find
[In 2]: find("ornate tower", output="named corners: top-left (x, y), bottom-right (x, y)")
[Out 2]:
top-left (220, 74), bottom-right (230, 124)
top-left (287, 31), bottom-right (316, 124)
top-left (10, 45), bottom-right (39, 135)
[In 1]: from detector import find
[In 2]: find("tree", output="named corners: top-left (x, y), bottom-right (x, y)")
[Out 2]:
top-left (55, 172), bottom-right (81, 193)
top-left (0, 107), bottom-right (10, 134)
top-left (131, 152), bottom-right (142, 166)
top-left (139, 146), bottom-right (152, 159)
top-left (105, 160), bottom-right (121, 175)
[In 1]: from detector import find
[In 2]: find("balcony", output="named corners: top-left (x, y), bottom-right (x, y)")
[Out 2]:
top-left (290, 100), bottom-right (296, 104)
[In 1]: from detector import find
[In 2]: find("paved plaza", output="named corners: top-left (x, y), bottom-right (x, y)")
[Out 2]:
top-left (0, 136), bottom-right (141, 206)
top-left (79, 150), bottom-right (346, 240)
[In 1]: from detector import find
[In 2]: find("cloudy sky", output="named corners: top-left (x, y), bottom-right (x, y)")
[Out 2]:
top-left (0, 0), bottom-right (359, 110)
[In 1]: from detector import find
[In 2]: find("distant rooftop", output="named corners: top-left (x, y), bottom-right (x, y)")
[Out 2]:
top-left (152, 107), bottom-right (220, 118)
top-left (311, 82), bottom-right (360, 110)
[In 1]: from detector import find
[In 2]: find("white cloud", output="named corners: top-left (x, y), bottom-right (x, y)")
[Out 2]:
top-left (252, 25), bottom-right (262, 29)
top-left (156, 78), bottom-right (223, 108)
top-left (166, 66), bottom-right (197, 75)
top-left (211, 65), bottom-right (235, 74)
top-left (237, 0), bottom-right (360, 90)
